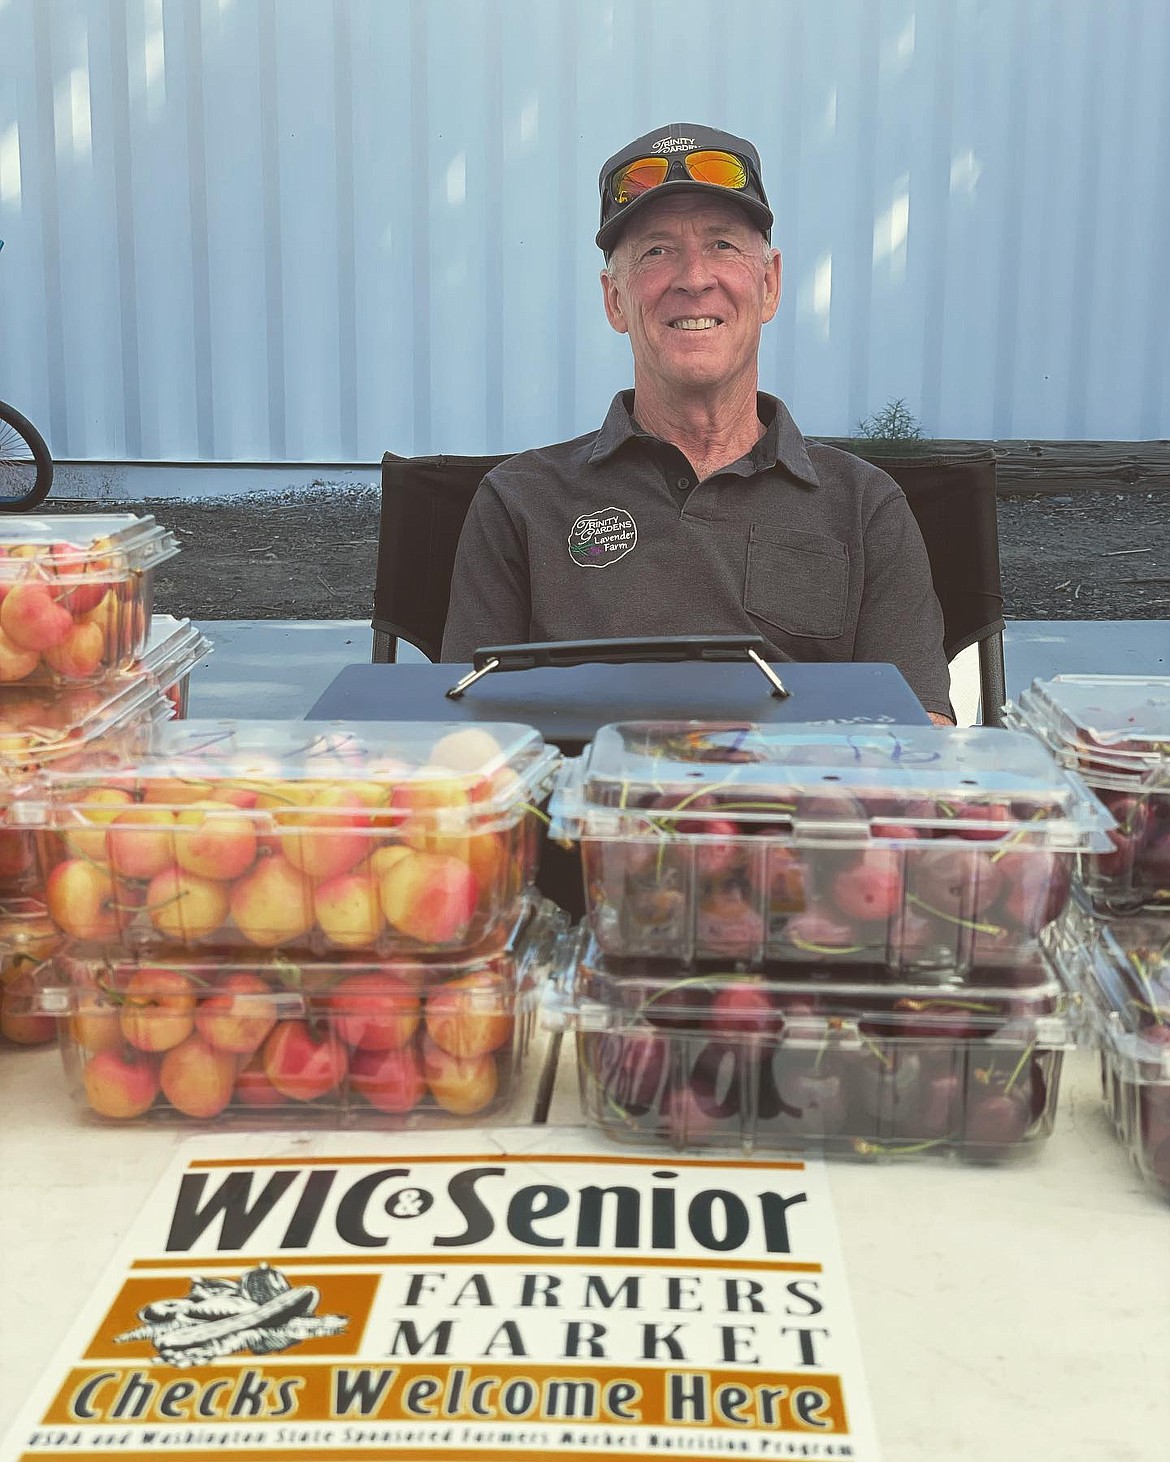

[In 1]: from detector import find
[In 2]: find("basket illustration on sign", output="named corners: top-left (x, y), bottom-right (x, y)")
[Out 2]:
top-left (114, 1263), bottom-right (347, 1367)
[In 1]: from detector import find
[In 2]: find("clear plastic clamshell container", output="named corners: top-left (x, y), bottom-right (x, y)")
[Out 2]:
top-left (34, 720), bottom-right (560, 956)
top-left (550, 721), bottom-right (1113, 973)
top-left (0, 619), bottom-right (204, 900)
top-left (1047, 902), bottom-right (1170, 1202)
top-left (31, 896), bottom-right (565, 1125)
top-left (137, 615), bottom-right (212, 719)
top-left (0, 897), bottom-right (61, 1046)
top-left (545, 926), bottom-right (1072, 1160)
top-left (0, 514), bottom-right (180, 683)
top-left (0, 675), bottom-right (173, 900)
top-left (1009, 675), bottom-right (1170, 912)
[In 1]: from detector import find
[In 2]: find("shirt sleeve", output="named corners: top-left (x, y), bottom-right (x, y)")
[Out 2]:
top-left (854, 490), bottom-right (954, 720)
top-left (439, 477), bottom-right (532, 661)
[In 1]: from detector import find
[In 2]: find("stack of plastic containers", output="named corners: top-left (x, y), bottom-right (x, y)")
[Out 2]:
top-left (29, 719), bottom-right (563, 1125)
top-left (0, 515), bottom-right (205, 1047)
top-left (548, 721), bottom-right (1110, 1160)
top-left (1012, 675), bottom-right (1170, 1200)
top-left (136, 613), bottom-right (212, 719)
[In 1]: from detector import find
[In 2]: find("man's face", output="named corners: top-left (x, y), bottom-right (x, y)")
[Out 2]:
top-left (600, 193), bottom-right (781, 400)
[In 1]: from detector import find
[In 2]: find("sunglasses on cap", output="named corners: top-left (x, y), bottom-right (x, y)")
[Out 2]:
top-left (607, 148), bottom-right (756, 206)
top-left (595, 127), bottom-right (773, 254)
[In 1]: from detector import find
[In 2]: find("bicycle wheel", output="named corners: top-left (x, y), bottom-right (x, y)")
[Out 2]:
top-left (0, 400), bottom-right (53, 511)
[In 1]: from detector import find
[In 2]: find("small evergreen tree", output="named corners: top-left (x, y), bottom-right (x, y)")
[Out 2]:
top-left (851, 399), bottom-right (929, 455)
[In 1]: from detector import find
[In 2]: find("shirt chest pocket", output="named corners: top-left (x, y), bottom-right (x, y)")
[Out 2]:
top-left (743, 525), bottom-right (848, 639)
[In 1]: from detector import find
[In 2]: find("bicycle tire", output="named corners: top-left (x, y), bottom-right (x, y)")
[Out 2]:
top-left (0, 400), bottom-right (53, 512)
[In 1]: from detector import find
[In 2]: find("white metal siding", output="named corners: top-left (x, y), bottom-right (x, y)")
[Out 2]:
top-left (0, 0), bottom-right (1167, 463)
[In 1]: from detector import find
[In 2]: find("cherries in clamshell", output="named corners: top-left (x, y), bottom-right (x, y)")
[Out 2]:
top-left (963, 1089), bottom-right (1032, 1149)
top-left (590, 1028), bottom-right (667, 1118)
top-left (689, 1040), bottom-right (746, 1121)
top-left (710, 981), bottom-right (783, 1039)
top-left (830, 848), bottom-right (905, 923)
top-left (778, 1067), bottom-right (848, 1137)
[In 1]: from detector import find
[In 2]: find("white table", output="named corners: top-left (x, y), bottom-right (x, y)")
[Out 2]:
top-left (3, 617), bottom-right (1168, 1458)
top-left (2, 1036), bottom-right (1168, 1461)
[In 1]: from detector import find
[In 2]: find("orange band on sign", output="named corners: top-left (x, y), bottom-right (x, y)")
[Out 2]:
top-left (42, 1361), bottom-right (848, 1435)
top-left (130, 1252), bottom-right (823, 1274)
top-left (189, 1152), bottom-right (808, 1171)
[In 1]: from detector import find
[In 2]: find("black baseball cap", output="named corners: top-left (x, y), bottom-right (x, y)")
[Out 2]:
top-left (596, 122), bottom-right (773, 255)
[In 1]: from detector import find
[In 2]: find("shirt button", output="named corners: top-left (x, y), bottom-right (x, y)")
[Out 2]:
top-left (676, 477), bottom-right (690, 491)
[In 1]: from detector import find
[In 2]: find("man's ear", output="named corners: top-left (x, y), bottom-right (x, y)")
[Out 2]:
top-left (761, 249), bottom-right (782, 324)
top-left (600, 268), bottom-right (630, 336)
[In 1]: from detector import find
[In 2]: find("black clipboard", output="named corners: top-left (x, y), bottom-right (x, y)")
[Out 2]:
top-left (307, 659), bottom-right (928, 756)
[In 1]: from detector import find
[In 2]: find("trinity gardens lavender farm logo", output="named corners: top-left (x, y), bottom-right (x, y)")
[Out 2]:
top-left (567, 507), bottom-right (638, 568)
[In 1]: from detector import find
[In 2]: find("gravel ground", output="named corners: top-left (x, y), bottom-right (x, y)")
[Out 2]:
top-left (38, 485), bottom-right (1169, 625)
top-left (996, 489), bottom-right (1169, 621)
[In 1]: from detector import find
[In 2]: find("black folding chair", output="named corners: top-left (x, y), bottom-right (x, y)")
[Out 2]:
top-left (372, 451), bottom-right (510, 664)
top-left (371, 447), bottom-right (1006, 724)
top-left (859, 451), bottom-right (1006, 726)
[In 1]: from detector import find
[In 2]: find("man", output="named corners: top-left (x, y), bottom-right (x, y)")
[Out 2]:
top-left (441, 122), bottom-right (953, 722)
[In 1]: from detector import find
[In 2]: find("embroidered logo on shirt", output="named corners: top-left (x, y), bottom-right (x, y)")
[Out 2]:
top-left (568, 507), bottom-right (638, 568)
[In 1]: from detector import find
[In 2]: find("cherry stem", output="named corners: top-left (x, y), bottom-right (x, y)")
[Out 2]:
top-left (27, 729), bottom-right (63, 751)
top-left (125, 887), bottom-right (192, 916)
top-left (582, 1038), bottom-right (645, 1130)
top-left (789, 934), bottom-right (868, 955)
top-left (1002, 1042), bottom-right (1036, 1095)
top-left (1126, 954), bottom-right (1163, 1021)
top-left (858, 1031), bottom-right (893, 1069)
top-left (897, 997), bottom-right (995, 1014)
top-left (906, 893), bottom-right (1006, 937)
top-left (852, 1137), bottom-right (949, 1158)
top-left (637, 971), bottom-right (751, 1019)
top-left (272, 957), bottom-right (306, 990)
top-left (706, 800), bottom-right (797, 815)
top-left (988, 824), bottom-right (1035, 863)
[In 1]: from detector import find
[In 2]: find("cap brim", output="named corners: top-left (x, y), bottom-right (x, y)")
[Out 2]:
top-left (597, 181), bottom-right (773, 254)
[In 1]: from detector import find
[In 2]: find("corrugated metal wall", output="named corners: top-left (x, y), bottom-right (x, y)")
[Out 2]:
top-left (0, 0), bottom-right (1167, 464)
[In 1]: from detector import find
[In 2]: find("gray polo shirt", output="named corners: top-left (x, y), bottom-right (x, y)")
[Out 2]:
top-left (441, 391), bottom-right (952, 717)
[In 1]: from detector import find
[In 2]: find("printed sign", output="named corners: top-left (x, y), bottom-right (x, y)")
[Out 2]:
top-left (0, 1129), bottom-right (880, 1460)
top-left (567, 507), bottom-right (638, 568)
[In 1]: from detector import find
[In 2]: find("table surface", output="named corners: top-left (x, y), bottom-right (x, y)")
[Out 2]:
top-left (2, 617), bottom-right (1169, 1459)
top-left (185, 617), bottom-right (1169, 725)
top-left (2, 1037), bottom-right (1168, 1460)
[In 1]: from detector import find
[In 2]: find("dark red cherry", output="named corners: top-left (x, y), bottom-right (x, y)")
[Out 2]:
top-left (590, 1029), bottom-right (667, 1117)
top-left (710, 981), bottom-right (782, 1039)
top-left (963, 1089), bottom-right (1031, 1149)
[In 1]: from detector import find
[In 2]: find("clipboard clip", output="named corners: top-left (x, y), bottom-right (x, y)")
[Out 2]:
top-left (445, 635), bottom-right (790, 700)
top-left (445, 656), bottom-right (501, 699)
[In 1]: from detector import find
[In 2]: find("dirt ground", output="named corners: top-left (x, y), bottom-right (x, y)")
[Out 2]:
top-left (39, 485), bottom-right (1170, 626)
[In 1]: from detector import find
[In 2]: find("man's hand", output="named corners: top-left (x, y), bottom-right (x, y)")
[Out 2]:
top-left (928, 711), bottom-right (956, 726)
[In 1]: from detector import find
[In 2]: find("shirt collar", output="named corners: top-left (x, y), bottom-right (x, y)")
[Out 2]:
top-left (587, 390), bottom-right (821, 488)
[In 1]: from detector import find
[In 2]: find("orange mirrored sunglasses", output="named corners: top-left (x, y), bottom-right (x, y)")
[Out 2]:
top-left (609, 149), bottom-right (750, 205)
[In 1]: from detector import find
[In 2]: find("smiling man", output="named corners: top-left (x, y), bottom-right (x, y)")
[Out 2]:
top-left (441, 123), bottom-right (953, 722)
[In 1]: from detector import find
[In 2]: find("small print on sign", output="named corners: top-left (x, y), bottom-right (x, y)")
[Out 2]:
top-left (1, 1130), bottom-right (881, 1461)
